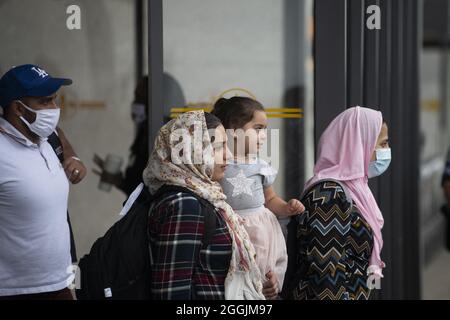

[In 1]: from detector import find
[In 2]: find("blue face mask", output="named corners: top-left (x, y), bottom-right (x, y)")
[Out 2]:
top-left (368, 148), bottom-right (391, 178)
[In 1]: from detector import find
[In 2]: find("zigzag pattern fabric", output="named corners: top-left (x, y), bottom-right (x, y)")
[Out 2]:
top-left (287, 180), bottom-right (374, 300)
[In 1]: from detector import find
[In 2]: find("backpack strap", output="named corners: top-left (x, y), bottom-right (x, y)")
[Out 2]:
top-left (155, 184), bottom-right (217, 249)
top-left (45, 130), bottom-right (79, 262)
top-left (120, 183), bottom-right (145, 217)
top-left (201, 204), bottom-right (216, 249)
top-left (47, 131), bottom-right (65, 163)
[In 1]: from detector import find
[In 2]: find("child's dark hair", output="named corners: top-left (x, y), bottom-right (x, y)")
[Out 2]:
top-left (204, 112), bottom-right (222, 130)
top-left (211, 96), bottom-right (264, 129)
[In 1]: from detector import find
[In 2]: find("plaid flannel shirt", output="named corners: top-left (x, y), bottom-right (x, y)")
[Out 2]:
top-left (148, 191), bottom-right (232, 300)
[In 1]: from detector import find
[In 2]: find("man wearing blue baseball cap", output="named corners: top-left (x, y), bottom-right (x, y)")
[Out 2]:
top-left (0, 64), bottom-right (85, 299)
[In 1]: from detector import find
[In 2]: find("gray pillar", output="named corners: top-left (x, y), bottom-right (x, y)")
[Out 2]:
top-left (314, 0), bottom-right (348, 149)
top-left (314, 0), bottom-right (422, 299)
top-left (147, 0), bottom-right (164, 150)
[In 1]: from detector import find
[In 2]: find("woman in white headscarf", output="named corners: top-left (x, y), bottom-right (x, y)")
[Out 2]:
top-left (144, 110), bottom-right (265, 300)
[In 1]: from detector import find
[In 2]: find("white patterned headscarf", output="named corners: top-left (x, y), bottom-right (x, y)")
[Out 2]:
top-left (143, 110), bottom-right (265, 300)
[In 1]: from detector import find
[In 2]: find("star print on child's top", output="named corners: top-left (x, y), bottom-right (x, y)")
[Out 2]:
top-left (220, 158), bottom-right (278, 211)
top-left (226, 169), bottom-right (255, 197)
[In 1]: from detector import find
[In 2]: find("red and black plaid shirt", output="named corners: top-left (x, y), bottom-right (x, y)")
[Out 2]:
top-left (148, 191), bottom-right (232, 300)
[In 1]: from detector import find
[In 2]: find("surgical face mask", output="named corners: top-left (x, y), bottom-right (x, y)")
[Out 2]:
top-left (17, 100), bottom-right (60, 138)
top-left (131, 103), bottom-right (147, 125)
top-left (368, 147), bottom-right (392, 178)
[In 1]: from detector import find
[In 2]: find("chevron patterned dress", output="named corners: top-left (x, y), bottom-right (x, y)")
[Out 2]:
top-left (284, 180), bottom-right (374, 300)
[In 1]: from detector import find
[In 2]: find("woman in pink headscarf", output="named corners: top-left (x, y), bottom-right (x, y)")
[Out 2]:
top-left (283, 106), bottom-right (391, 300)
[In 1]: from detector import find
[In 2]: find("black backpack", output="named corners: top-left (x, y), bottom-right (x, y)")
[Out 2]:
top-left (75, 184), bottom-right (217, 300)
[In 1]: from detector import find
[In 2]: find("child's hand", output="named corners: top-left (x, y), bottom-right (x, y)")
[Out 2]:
top-left (263, 271), bottom-right (279, 300)
top-left (285, 199), bottom-right (305, 216)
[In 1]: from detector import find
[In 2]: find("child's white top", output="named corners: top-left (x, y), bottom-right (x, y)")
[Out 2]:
top-left (219, 157), bottom-right (277, 211)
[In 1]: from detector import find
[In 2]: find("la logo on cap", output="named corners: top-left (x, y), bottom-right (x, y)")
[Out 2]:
top-left (31, 66), bottom-right (48, 78)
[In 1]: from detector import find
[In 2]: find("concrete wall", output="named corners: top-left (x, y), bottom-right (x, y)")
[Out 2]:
top-left (163, 0), bottom-right (290, 196)
top-left (420, 49), bottom-right (450, 264)
top-left (0, 0), bottom-right (314, 259)
top-left (0, 0), bottom-right (137, 258)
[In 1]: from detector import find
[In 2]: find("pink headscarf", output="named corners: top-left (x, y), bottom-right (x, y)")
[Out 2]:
top-left (304, 106), bottom-right (386, 277)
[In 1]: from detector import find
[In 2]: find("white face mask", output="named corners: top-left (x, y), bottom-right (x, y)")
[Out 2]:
top-left (368, 147), bottom-right (392, 178)
top-left (17, 100), bottom-right (60, 138)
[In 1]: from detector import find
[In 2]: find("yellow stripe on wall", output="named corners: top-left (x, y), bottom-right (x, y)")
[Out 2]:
top-left (170, 107), bottom-right (302, 112)
top-left (169, 107), bottom-right (303, 119)
top-left (267, 114), bottom-right (303, 119)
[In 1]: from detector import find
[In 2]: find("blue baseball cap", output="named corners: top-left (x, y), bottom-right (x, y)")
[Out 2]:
top-left (0, 64), bottom-right (72, 108)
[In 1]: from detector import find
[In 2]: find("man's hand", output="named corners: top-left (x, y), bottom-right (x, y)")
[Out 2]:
top-left (55, 127), bottom-right (87, 184)
top-left (64, 157), bottom-right (87, 184)
top-left (262, 271), bottom-right (279, 300)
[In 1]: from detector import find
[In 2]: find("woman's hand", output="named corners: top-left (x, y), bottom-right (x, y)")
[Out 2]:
top-left (284, 199), bottom-right (305, 216)
top-left (262, 271), bottom-right (279, 300)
